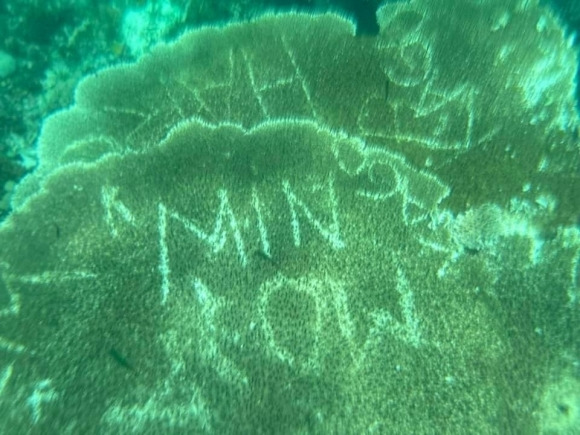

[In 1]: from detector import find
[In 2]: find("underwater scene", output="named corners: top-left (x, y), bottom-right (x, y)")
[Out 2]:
top-left (0, 0), bottom-right (579, 433)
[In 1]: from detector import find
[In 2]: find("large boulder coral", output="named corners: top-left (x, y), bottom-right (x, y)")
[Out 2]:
top-left (0, 0), bottom-right (579, 432)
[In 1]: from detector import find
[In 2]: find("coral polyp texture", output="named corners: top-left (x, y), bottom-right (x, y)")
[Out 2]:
top-left (1, 0), bottom-right (579, 433)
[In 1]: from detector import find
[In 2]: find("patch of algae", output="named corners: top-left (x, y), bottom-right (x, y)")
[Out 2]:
top-left (539, 371), bottom-right (580, 434)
